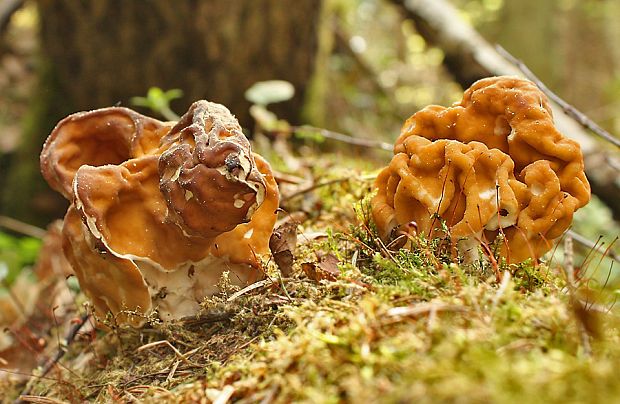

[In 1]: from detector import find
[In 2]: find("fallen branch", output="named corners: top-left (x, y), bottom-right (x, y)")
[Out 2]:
top-left (0, 0), bottom-right (23, 34)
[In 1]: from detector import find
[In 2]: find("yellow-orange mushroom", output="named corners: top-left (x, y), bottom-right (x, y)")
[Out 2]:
top-left (372, 76), bottom-right (590, 264)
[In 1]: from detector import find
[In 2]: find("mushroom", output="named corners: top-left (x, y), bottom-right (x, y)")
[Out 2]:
top-left (372, 76), bottom-right (590, 264)
top-left (41, 101), bottom-right (279, 326)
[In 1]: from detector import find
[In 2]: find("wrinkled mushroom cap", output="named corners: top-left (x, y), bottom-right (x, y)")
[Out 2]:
top-left (158, 101), bottom-right (266, 238)
top-left (40, 107), bottom-right (172, 199)
top-left (372, 76), bottom-right (590, 263)
top-left (42, 101), bottom-right (279, 326)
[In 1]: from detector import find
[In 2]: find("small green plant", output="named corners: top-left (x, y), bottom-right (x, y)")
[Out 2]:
top-left (130, 87), bottom-right (184, 121)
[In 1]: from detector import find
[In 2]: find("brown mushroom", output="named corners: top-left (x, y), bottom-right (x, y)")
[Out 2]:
top-left (372, 76), bottom-right (590, 264)
top-left (41, 101), bottom-right (279, 326)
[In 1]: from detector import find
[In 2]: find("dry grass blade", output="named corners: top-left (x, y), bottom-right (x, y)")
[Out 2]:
top-left (386, 302), bottom-right (469, 319)
top-left (227, 279), bottom-right (272, 302)
top-left (491, 271), bottom-right (512, 311)
top-left (125, 384), bottom-right (170, 394)
top-left (207, 385), bottom-right (235, 404)
top-left (165, 360), bottom-right (180, 385)
top-left (136, 340), bottom-right (200, 367)
top-left (16, 396), bottom-right (68, 404)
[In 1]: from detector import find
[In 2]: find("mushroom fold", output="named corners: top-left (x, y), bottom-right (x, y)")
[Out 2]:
top-left (372, 76), bottom-right (591, 264)
top-left (41, 101), bottom-right (279, 326)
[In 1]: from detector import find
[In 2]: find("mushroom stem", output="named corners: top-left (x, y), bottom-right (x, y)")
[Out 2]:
top-left (457, 235), bottom-right (480, 265)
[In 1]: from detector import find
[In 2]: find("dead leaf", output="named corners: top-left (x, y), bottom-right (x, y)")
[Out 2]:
top-left (269, 220), bottom-right (298, 277)
top-left (317, 252), bottom-right (340, 277)
top-left (302, 252), bottom-right (340, 282)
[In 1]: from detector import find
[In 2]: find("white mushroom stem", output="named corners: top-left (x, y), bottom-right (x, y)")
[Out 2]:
top-left (457, 233), bottom-right (481, 264)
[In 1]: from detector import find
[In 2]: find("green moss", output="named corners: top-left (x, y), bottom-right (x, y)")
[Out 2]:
top-left (10, 143), bottom-right (620, 404)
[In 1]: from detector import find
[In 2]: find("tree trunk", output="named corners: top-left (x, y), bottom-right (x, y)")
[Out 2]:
top-left (2, 0), bottom-right (321, 226)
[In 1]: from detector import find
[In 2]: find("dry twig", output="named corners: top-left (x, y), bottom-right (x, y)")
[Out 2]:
top-left (281, 178), bottom-right (350, 203)
top-left (566, 229), bottom-right (619, 264)
top-left (292, 126), bottom-right (394, 151)
top-left (496, 45), bottom-right (620, 150)
top-left (385, 302), bottom-right (468, 321)
top-left (0, 216), bottom-right (46, 238)
top-left (136, 340), bottom-right (200, 367)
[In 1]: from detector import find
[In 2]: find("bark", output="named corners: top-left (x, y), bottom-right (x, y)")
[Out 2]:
top-left (2, 0), bottom-right (321, 225)
top-left (35, 0), bottom-right (321, 127)
top-left (392, 0), bottom-right (620, 220)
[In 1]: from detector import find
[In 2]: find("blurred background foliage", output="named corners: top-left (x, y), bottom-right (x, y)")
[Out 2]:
top-left (0, 231), bottom-right (39, 287)
top-left (0, 0), bottom-right (618, 286)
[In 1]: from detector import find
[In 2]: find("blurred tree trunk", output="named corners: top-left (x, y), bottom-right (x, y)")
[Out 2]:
top-left (34, 0), bottom-right (321, 125)
top-left (2, 0), bottom-right (321, 226)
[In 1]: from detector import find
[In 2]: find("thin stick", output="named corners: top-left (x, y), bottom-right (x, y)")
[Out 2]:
top-left (15, 396), bottom-right (68, 404)
top-left (566, 229), bottom-right (619, 263)
top-left (292, 126), bottom-right (394, 151)
top-left (281, 178), bottom-right (350, 202)
top-left (496, 45), bottom-right (620, 149)
top-left (137, 340), bottom-right (200, 367)
top-left (385, 302), bottom-right (468, 319)
top-left (0, 216), bottom-right (47, 239)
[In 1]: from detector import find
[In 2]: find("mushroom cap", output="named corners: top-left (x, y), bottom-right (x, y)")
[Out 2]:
top-left (41, 101), bottom-right (279, 326)
top-left (40, 107), bottom-right (173, 199)
top-left (62, 205), bottom-right (150, 327)
top-left (372, 76), bottom-right (591, 263)
top-left (158, 101), bottom-right (266, 238)
top-left (211, 153), bottom-right (280, 264)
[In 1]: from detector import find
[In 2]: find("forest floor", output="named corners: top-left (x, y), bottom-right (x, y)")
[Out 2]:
top-left (1, 141), bottom-right (620, 403)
